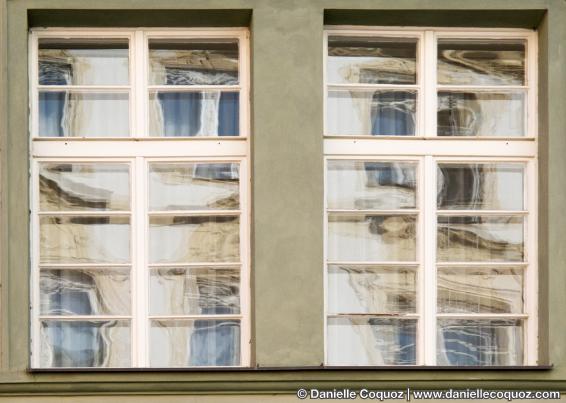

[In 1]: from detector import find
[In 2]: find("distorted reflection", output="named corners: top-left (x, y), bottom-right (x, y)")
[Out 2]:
top-left (328, 265), bottom-right (416, 314)
top-left (437, 40), bottom-right (525, 86)
top-left (149, 163), bottom-right (239, 211)
top-left (437, 319), bottom-right (523, 366)
top-left (327, 317), bottom-right (416, 365)
top-left (328, 215), bottom-right (417, 262)
top-left (327, 90), bottom-right (416, 136)
top-left (437, 92), bottom-right (525, 137)
top-left (437, 267), bottom-right (523, 314)
top-left (327, 160), bottom-right (416, 210)
top-left (150, 267), bottom-right (240, 315)
top-left (437, 216), bottom-right (524, 262)
top-left (437, 163), bottom-right (524, 210)
top-left (41, 269), bottom-right (130, 316)
top-left (40, 320), bottom-right (131, 367)
top-left (150, 320), bottom-right (240, 367)
top-left (40, 163), bottom-right (130, 211)
top-left (327, 36), bottom-right (417, 85)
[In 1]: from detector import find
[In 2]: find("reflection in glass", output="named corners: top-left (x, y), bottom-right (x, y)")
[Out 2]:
top-left (149, 39), bottom-right (238, 85)
top-left (327, 36), bottom-right (417, 85)
top-left (149, 216), bottom-right (239, 263)
top-left (437, 91), bottom-right (525, 137)
top-left (40, 320), bottom-right (131, 368)
top-left (150, 319), bottom-right (240, 367)
top-left (326, 90), bottom-right (416, 136)
top-left (327, 317), bottom-right (416, 365)
top-left (150, 267), bottom-right (240, 315)
top-left (39, 91), bottom-right (129, 137)
top-left (437, 319), bottom-right (523, 366)
top-left (40, 216), bottom-right (130, 264)
top-left (149, 163), bottom-right (239, 211)
top-left (437, 163), bottom-right (524, 211)
top-left (437, 216), bottom-right (524, 262)
top-left (149, 91), bottom-right (239, 137)
top-left (328, 214), bottom-right (417, 262)
top-left (327, 160), bottom-right (417, 210)
top-left (437, 267), bottom-right (523, 313)
top-left (437, 39), bottom-right (525, 86)
top-left (40, 163), bottom-right (130, 212)
top-left (327, 265), bottom-right (416, 314)
top-left (39, 38), bottom-right (129, 86)
top-left (40, 269), bottom-right (130, 315)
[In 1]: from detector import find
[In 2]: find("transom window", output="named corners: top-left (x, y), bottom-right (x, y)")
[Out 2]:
top-left (324, 28), bottom-right (537, 366)
top-left (30, 28), bottom-right (250, 368)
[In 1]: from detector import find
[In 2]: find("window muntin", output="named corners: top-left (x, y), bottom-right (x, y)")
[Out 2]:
top-left (31, 28), bottom-right (250, 369)
top-left (324, 28), bottom-right (537, 366)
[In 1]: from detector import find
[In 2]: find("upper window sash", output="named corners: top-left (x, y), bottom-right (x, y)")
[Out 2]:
top-left (323, 27), bottom-right (537, 139)
top-left (30, 28), bottom-right (250, 139)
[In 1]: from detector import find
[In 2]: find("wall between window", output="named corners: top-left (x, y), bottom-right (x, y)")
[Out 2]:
top-left (0, 0), bottom-right (565, 395)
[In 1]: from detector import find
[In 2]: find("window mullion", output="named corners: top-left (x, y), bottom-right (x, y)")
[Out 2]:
top-left (134, 30), bottom-right (147, 137)
top-left (423, 155), bottom-right (437, 365)
top-left (133, 156), bottom-right (148, 367)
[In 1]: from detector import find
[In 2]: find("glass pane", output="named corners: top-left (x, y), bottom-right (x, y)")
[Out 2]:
top-left (437, 216), bottom-right (524, 262)
top-left (437, 319), bottom-right (523, 366)
top-left (39, 38), bottom-right (129, 86)
top-left (327, 317), bottom-right (416, 365)
top-left (40, 163), bottom-right (130, 212)
top-left (328, 214), bottom-right (417, 262)
top-left (327, 160), bottom-right (417, 210)
top-left (437, 91), bottom-right (525, 137)
top-left (327, 36), bottom-right (417, 85)
top-left (40, 320), bottom-right (131, 368)
top-left (150, 319), bottom-right (240, 367)
top-left (148, 91), bottom-right (239, 137)
top-left (437, 163), bottom-right (525, 211)
top-left (150, 267), bottom-right (240, 315)
top-left (326, 90), bottom-right (416, 136)
top-left (149, 163), bottom-right (239, 211)
top-left (437, 39), bottom-right (525, 86)
top-left (40, 269), bottom-right (130, 316)
top-left (149, 39), bottom-right (238, 85)
top-left (327, 265), bottom-right (416, 314)
top-left (39, 91), bottom-right (129, 137)
top-left (437, 267), bottom-right (523, 313)
top-left (40, 216), bottom-right (130, 264)
top-left (149, 215), bottom-right (239, 263)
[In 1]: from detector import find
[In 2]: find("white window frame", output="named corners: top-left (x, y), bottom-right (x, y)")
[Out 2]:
top-left (29, 27), bottom-right (251, 368)
top-left (323, 27), bottom-right (538, 366)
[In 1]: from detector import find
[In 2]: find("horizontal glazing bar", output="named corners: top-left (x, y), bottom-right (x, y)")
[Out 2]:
top-left (37, 86), bottom-right (131, 92)
top-left (39, 263), bottom-right (131, 268)
top-left (327, 261), bottom-right (419, 266)
top-left (327, 83), bottom-right (420, 91)
top-left (327, 209), bottom-right (419, 215)
top-left (40, 316), bottom-right (132, 320)
top-left (149, 262), bottom-right (241, 268)
top-left (436, 85), bottom-right (528, 91)
top-left (327, 313), bottom-right (419, 318)
top-left (437, 210), bottom-right (528, 216)
top-left (38, 211), bottom-right (131, 216)
top-left (148, 315), bottom-right (242, 320)
top-left (148, 210), bottom-right (241, 216)
top-left (436, 262), bottom-right (528, 268)
top-left (148, 85), bottom-right (240, 91)
top-left (436, 313), bottom-right (528, 318)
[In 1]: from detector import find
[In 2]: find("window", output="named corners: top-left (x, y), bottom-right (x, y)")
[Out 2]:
top-left (30, 28), bottom-right (250, 368)
top-left (324, 28), bottom-right (537, 366)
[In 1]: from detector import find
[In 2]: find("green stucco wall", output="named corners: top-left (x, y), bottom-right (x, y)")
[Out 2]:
top-left (0, 0), bottom-right (565, 396)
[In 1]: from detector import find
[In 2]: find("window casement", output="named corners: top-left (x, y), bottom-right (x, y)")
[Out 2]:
top-left (29, 28), bottom-right (250, 368)
top-left (323, 27), bottom-right (538, 366)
